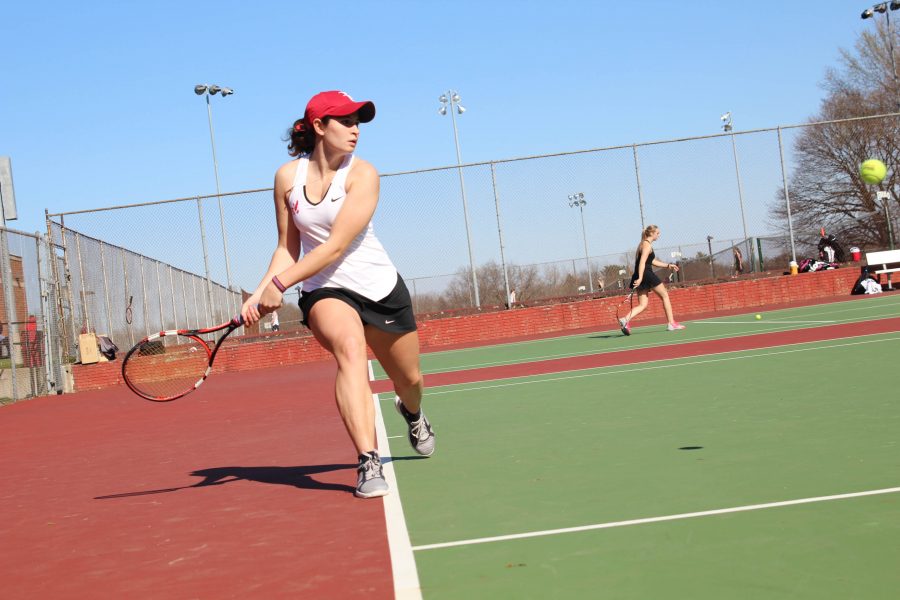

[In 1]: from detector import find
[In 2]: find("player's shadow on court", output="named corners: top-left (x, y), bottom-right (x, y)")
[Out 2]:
top-left (589, 333), bottom-right (628, 339)
top-left (94, 464), bottom-right (356, 499)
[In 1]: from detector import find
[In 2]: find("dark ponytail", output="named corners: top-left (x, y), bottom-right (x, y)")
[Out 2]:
top-left (287, 118), bottom-right (316, 156)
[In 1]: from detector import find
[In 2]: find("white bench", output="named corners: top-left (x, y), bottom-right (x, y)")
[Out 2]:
top-left (865, 249), bottom-right (900, 290)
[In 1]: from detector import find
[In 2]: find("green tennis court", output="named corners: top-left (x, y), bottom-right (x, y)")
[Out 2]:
top-left (376, 295), bottom-right (900, 598)
top-left (372, 295), bottom-right (900, 380)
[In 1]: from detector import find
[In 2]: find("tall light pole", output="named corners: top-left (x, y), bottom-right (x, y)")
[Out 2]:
top-left (862, 2), bottom-right (900, 108)
top-left (439, 90), bottom-right (480, 308)
top-left (567, 192), bottom-right (594, 293)
top-left (877, 190), bottom-right (896, 249)
top-left (720, 112), bottom-right (754, 272)
top-left (194, 83), bottom-right (234, 291)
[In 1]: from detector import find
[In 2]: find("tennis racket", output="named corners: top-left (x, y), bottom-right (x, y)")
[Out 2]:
top-left (122, 316), bottom-right (244, 402)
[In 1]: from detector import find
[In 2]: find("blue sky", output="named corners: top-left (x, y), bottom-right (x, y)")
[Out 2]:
top-left (0, 1), bottom-right (874, 239)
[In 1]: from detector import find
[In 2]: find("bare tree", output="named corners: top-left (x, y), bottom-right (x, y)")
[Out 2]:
top-left (771, 19), bottom-right (900, 250)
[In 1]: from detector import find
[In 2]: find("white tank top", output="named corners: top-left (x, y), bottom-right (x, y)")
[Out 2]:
top-left (288, 154), bottom-right (398, 300)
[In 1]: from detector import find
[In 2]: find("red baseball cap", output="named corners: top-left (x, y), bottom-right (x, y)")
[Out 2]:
top-left (304, 90), bottom-right (376, 125)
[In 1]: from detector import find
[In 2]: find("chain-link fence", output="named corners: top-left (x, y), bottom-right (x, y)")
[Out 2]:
top-left (44, 113), bottom-right (899, 344)
top-left (46, 220), bottom-right (242, 360)
top-left (0, 227), bottom-right (65, 403)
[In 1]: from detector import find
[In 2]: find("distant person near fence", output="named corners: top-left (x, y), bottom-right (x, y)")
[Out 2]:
top-left (733, 246), bottom-right (744, 277)
top-left (240, 90), bottom-right (435, 500)
top-left (618, 225), bottom-right (685, 335)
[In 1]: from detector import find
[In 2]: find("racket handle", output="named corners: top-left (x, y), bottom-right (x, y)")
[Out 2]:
top-left (231, 315), bottom-right (245, 327)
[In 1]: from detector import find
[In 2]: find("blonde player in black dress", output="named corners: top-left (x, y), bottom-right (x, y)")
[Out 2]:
top-left (618, 225), bottom-right (685, 335)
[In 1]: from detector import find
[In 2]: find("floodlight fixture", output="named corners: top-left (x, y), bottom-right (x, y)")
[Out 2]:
top-left (194, 84), bottom-right (208, 95)
top-left (721, 111), bottom-right (733, 132)
top-left (860, 3), bottom-right (900, 108)
top-left (568, 192), bottom-right (586, 207)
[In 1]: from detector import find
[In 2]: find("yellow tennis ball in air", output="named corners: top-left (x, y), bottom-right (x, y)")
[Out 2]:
top-left (755, 314), bottom-right (762, 320)
top-left (860, 159), bottom-right (887, 184)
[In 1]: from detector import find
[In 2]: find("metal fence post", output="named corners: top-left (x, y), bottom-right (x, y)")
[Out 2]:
top-left (729, 132), bottom-right (755, 272)
top-left (196, 197), bottom-right (215, 323)
top-left (139, 256), bottom-right (149, 337)
top-left (155, 262), bottom-right (164, 331)
top-left (45, 212), bottom-right (71, 364)
top-left (0, 225), bottom-right (18, 401)
top-left (180, 270), bottom-right (189, 324)
top-left (777, 127), bottom-right (797, 263)
top-left (490, 162), bottom-right (512, 308)
top-left (169, 265), bottom-right (178, 331)
top-left (632, 144), bottom-right (647, 230)
top-left (122, 247), bottom-right (134, 347)
top-left (58, 219), bottom-right (78, 354)
top-left (38, 233), bottom-right (62, 395)
top-left (99, 241), bottom-right (112, 337)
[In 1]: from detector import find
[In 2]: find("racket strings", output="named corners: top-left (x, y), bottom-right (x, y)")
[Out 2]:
top-left (123, 335), bottom-right (210, 400)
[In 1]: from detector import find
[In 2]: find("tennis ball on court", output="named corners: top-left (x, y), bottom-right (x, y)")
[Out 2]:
top-left (860, 159), bottom-right (887, 184)
top-left (755, 314), bottom-right (762, 320)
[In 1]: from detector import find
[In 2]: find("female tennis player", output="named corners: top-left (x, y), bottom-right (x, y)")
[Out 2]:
top-left (241, 90), bottom-right (434, 499)
top-left (618, 224), bottom-right (685, 335)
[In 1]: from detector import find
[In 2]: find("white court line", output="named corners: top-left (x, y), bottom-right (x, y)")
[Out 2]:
top-left (412, 486), bottom-right (900, 551)
top-left (368, 300), bottom-right (898, 375)
top-left (407, 312), bottom-right (898, 377)
top-left (695, 320), bottom-right (836, 324)
top-left (422, 335), bottom-right (900, 397)
top-left (370, 361), bottom-right (422, 599)
top-left (419, 295), bottom-right (900, 360)
top-left (373, 394), bottom-right (422, 599)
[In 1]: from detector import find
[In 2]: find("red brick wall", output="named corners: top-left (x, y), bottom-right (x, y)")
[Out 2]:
top-left (0, 256), bottom-right (30, 326)
top-left (71, 268), bottom-right (863, 392)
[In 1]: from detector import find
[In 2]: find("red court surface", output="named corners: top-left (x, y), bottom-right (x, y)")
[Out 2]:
top-left (3, 308), bottom-right (898, 598)
top-left (373, 316), bottom-right (900, 393)
top-left (0, 361), bottom-right (394, 599)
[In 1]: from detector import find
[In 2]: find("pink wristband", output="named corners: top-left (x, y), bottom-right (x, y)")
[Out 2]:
top-left (271, 275), bottom-right (287, 293)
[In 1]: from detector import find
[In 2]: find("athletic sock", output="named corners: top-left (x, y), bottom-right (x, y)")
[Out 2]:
top-left (397, 402), bottom-right (421, 423)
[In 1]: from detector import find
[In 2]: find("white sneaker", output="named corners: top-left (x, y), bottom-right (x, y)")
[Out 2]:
top-left (355, 450), bottom-right (389, 498)
top-left (667, 322), bottom-right (686, 331)
top-left (395, 397), bottom-right (435, 456)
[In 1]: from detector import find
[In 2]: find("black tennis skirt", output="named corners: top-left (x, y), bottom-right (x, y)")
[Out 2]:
top-left (630, 269), bottom-right (663, 291)
top-left (299, 273), bottom-right (417, 334)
